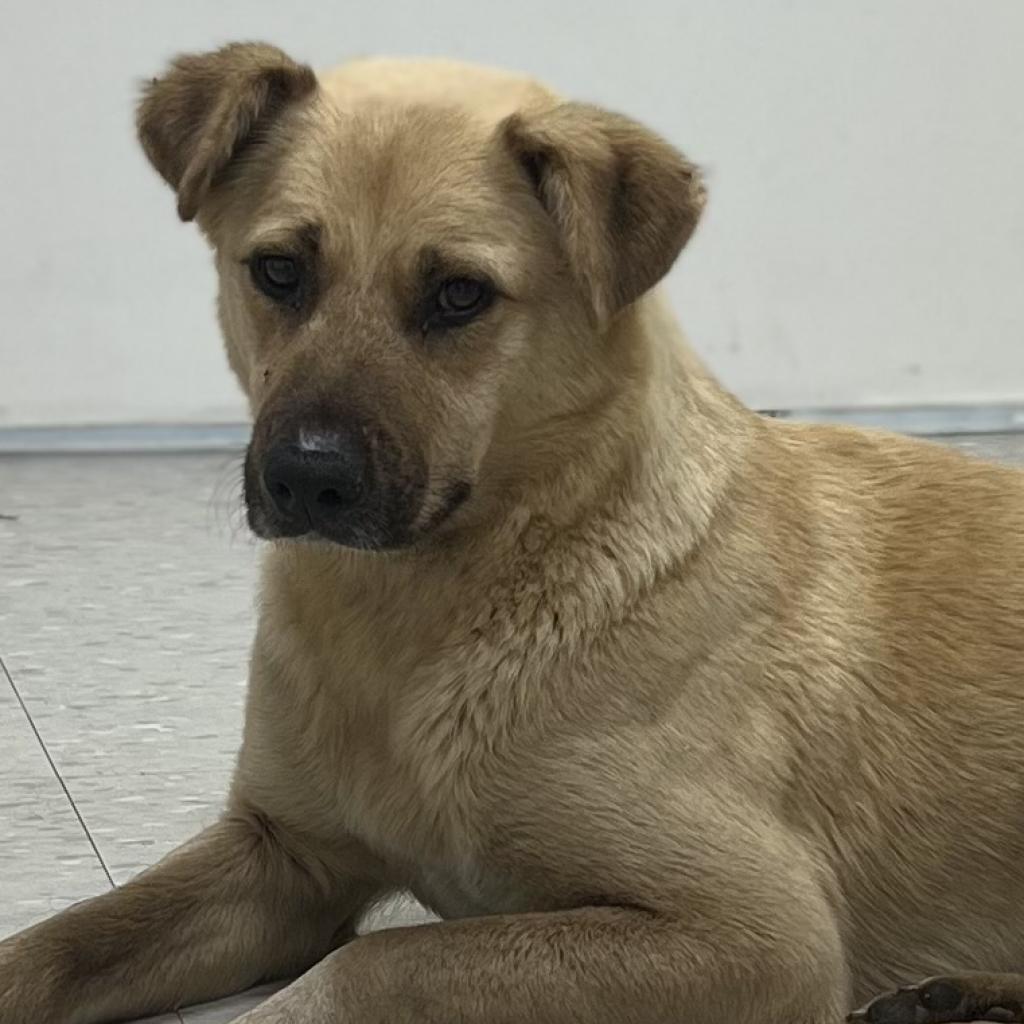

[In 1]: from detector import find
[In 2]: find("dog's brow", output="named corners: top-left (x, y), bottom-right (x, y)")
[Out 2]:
top-left (240, 220), bottom-right (322, 258)
top-left (421, 242), bottom-right (520, 293)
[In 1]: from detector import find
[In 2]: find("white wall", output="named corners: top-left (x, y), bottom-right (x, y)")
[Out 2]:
top-left (1, 0), bottom-right (1022, 427)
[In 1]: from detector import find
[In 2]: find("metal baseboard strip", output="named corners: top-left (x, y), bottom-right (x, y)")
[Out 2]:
top-left (761, 403), bottom-right (1024, 436)
top-left (0, 423), bottom-right (250, 454)
top-left (0, 406), bottom-right (1021, 454)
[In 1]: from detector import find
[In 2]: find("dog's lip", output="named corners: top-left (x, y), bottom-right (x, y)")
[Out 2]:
top-left (250, 514), bottom-right (310, 542)
top-left (254, 484), bottom-right (462, 549)
top-left (253, 513), bottom-right (404, 552)
top-left (421, 480), bottom-right (472, 533)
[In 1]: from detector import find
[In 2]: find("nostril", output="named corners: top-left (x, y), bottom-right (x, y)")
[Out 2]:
top-left (271, 481), bottom-right (294, 507)
top-left (316, 484), bottom-right (360, 509)
top-left (263, 467), bottom-right (298, 516)
top-left (317, 488), bottom-right (344, 508)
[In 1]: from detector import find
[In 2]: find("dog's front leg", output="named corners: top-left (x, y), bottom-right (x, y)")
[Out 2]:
top-left (0, 810), bottom-right (383, 1024)
top-left (232, 903), bottom-right (848, 1024)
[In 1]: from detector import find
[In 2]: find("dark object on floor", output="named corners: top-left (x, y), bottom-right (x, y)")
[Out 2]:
top-left (850, 973), bottom-right (1024, 1023)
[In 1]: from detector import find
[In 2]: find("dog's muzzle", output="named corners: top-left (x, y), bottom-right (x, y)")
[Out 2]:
top-left (244, 416), bottom-right (428, 550)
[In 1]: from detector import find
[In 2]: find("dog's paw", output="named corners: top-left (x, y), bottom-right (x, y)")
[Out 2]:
top-left (849, 974), bottom-right (1024, 1024)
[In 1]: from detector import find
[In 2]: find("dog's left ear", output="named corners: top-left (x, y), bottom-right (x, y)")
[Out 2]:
top-left (502, 104), bottom-right (706, 324)
top-left (137, 42), bottom-right (317, 223)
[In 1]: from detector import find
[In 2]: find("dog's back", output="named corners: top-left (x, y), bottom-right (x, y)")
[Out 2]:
top-left (745, 422), bottom-right (1024, 998)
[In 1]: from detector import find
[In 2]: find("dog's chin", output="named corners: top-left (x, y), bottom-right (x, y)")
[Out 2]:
top-left (245, 503), bottom-right (412, 553)
top-left (245, 479), bottom-right (471, 553)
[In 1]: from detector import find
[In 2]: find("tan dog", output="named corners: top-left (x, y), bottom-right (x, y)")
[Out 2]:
top-left (1, 42), bottom-right (1023, 1024)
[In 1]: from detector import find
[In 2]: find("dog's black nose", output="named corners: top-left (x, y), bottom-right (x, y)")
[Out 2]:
top-left (262, 434), bottom-right (367, 531)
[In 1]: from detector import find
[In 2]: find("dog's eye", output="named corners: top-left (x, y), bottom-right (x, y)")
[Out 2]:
top-left (430, 278), bottom-right (494, 328)
top-left (250, 254), bottom-right (302, 304)
top-left (439, 278), bottom-right (485, 313)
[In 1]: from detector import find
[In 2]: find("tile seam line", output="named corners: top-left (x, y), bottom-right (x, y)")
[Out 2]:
top-left (1, 653), bottom-right (117, 890)
top-left (0, 654), bottom-right (187, 1023)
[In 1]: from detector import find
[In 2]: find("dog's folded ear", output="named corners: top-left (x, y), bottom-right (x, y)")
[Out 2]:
top-left (502, 104), bottom-right (706, 324)
top-left (137, 42), bottom-right (317, 223)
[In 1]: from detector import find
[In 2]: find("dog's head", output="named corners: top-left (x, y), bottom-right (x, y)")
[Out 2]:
top-left (138, 44), bottom-right (705, 550)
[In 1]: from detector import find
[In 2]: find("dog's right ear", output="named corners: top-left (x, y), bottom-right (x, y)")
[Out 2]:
top-left (137, 42), bottom-right (317, 223)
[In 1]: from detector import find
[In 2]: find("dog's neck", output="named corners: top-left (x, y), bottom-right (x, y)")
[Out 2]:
top-left (478, 292), bottom-right (756, 553)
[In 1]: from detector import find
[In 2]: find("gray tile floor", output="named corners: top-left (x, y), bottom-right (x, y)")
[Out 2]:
top-left (1, 433), bottom-right (1022, 1021)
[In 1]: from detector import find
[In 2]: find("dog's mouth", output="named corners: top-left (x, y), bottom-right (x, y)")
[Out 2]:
top-left (241, 426), bottom-right (455, 551)
top-left (246, 479), bottom-right (472, 551)
top-left (246, 500), bottom-right (405, 551)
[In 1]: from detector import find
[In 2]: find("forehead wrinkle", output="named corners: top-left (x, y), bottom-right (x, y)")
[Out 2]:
top-left (422, 239), bottom-right (525, 294)
top-left (239, 218), bottom-right (321, 256)
top-left (329, 105), bottom-right (497, 213)
top-left (285, 104), bottom-right (528, 295)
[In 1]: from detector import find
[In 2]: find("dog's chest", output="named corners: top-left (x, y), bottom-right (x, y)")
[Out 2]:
top-left (310, 688), bottom-right (557, 921)
top-left (250, 534), bottom-right (628, 913)
top-left (329, 649), bottom-right (537, 881)
top-left (255, 589), bottom-right (560, 885)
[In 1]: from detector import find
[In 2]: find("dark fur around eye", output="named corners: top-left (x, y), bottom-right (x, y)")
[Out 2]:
top-left (422, 277), bottom-right (496, 333)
